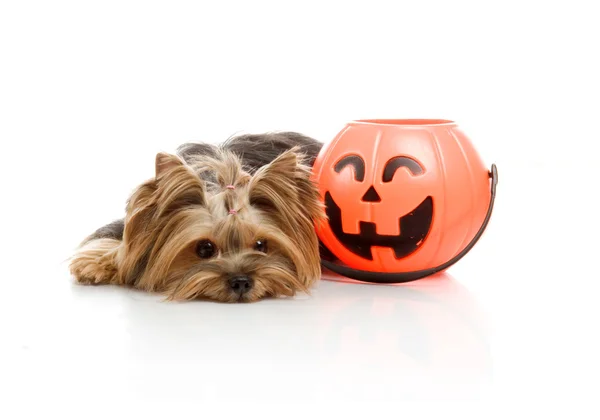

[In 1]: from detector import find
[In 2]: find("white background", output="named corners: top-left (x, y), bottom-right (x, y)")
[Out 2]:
top-left (1, 0), bottom-right (599, 418)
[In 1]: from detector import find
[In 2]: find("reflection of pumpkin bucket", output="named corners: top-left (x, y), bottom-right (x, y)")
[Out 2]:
top-left (314, 272), bottom-right (492, 396)
top-left (313, 119), bottom-right (498, 283)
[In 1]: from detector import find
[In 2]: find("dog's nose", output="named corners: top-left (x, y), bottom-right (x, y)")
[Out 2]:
top-left (228, 275), bottom-right (254, 295)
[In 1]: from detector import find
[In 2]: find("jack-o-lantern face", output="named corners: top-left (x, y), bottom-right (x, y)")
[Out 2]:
top-left (325, 154), bottom-right (433, 260)
top-left (312, 119), bottom-right (491, 274)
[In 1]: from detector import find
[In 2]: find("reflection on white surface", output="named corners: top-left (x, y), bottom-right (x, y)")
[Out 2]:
top-left (8, 267), bottom-right (492, 408)
top-left (317, 272), bottom-right (492, 400)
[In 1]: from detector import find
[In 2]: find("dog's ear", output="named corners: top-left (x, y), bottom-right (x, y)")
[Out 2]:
top-left (153, 152), bottom-right (206, 212)
top-left (248, 148), bottom-right (301, 215)
top-left (125, 152), bottom-right (206, 230)
top-left (248, 147), bottom-right (325, 226)
top-left (155, 152), bottom-right (185, 179)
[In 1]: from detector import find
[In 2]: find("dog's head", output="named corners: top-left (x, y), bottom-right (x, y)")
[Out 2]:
top-left (118, 147), bottom-right (325, 302)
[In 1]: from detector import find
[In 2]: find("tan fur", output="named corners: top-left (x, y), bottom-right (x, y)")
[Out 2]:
top-left (70, 238), bottom-right (121, 285)
top-left (69, 147), bottom-right (325, 303)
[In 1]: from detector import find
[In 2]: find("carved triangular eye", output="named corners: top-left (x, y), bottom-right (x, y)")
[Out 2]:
top-left (334, 155), bottom-right (365, 182)
top-left (383, 157), bottom-right (424, 182)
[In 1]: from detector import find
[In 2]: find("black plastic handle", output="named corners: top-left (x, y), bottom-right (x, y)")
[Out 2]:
top-left (321, 164), bottom-right (498, 283)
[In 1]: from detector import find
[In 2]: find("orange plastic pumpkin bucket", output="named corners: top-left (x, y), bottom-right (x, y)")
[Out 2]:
top-left (312, 119), bottom-right (498, 283)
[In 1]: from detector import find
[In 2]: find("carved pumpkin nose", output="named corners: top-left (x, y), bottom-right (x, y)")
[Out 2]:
top-left (362, 186), bottom-right (381, 202)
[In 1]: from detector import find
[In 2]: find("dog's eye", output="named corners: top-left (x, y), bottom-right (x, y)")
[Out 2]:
top-left (254, 239), bottom-right (268, 253)
top-left (196, 240), bottom-right (217, 259)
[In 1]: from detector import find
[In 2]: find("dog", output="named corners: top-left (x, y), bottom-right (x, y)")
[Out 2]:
top-left (69, 132), bottom-right (327, 302)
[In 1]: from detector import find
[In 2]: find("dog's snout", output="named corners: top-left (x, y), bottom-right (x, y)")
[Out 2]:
top-left (228, 275), bottom-right (254, 295)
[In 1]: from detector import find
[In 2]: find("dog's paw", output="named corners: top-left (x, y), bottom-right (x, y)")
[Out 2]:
top-left (70, 256), bottom-right (117, 285)
top-left (69, 239), bottom-right (120, 285)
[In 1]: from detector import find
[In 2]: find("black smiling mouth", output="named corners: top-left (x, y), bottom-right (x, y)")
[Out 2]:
top-left (324, 192), bottom-right (433, 260)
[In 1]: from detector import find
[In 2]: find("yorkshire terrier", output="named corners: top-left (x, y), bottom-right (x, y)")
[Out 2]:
top-left (69, 132), bottom-right (326, 302)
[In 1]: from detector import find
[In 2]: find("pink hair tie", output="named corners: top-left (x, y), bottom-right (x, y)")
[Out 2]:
top-left (229, 209), bottom-right (238, 215)
top-left (225, 185), bottom-right (235, 190)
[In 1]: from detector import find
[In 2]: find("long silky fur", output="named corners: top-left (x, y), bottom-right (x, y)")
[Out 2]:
top-left (69, 132), bottom-right (325, 302)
